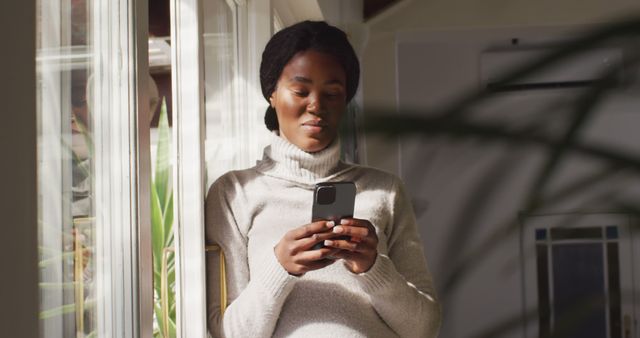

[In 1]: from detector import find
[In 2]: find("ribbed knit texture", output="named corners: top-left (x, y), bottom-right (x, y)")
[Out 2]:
top-left (256, 132), bottom-right (353, 186)
top-left (205, 135), bottom-right (441, 338)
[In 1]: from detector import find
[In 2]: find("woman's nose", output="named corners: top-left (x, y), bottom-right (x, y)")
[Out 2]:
top-left (306, 93), bottom-right (324, 115)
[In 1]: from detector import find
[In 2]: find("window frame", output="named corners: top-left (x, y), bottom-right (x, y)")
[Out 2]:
top-left (91, 0), bottom-right (153, 336)
top-left (31, 0), bottom-right (152, 336)
top-left (170, 0), bottom-right (208, 335)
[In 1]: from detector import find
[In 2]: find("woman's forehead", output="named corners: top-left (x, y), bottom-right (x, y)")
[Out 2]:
top-left (281, 50), bottom-right (346, 84)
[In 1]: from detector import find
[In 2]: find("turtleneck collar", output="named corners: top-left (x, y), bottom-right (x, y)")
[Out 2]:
top-left (255, 132), bottom-right (353, 186)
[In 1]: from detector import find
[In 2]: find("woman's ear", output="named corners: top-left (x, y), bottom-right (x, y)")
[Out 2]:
top-left (269, 85), bottom-right (278, 108)
top-left (269, 94), bottom-right (275, 108)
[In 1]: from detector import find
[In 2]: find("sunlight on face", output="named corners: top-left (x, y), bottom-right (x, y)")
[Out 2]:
top-left (269, 50), bottom-right (347, 153)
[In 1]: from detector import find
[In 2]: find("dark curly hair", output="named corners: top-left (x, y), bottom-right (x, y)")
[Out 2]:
top-left (260, 20), bottom-right (360, 131)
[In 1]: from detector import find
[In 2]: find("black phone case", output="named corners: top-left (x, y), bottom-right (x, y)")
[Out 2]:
top-left (311, 182), bottom-right (356, 249)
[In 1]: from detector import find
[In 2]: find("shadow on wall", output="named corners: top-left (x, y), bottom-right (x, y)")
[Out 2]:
top-left (364, 15), bottom-right (640, 338)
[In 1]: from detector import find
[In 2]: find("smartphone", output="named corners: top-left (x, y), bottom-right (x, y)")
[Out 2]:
top-left (311, 181), bottom-right (356, 250)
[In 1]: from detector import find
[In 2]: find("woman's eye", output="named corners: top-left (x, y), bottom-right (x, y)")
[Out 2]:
top-left (292, 90), bottom-right (308, 97)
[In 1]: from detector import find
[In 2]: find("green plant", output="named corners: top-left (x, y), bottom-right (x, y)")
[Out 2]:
top-left (151, 99), bottom-right (176, 338)
top-left (38, 99), bottom-right (175, 337)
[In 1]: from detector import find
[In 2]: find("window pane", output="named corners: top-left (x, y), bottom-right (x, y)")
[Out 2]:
top-left (551, 243), bottom-right (607, 338)
top-left (36, 0), bottom-right (95, 337)
top-left (203, 0), bottom-right (239, 186)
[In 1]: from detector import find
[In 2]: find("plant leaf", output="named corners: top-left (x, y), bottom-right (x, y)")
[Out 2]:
top-left (39, 299), bottom-right (95, 319)
top-left (39, 303), bottom-right (76, 319)
top-left (154, 98), bottom-right (171, 211)
top-left (163, 191), bottom-right (174, 246)
top-left (151, 181), bottom-right (165, 280)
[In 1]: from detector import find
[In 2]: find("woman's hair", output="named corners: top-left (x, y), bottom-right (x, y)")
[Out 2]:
top-left (260, 20), bottom-right (360, 131)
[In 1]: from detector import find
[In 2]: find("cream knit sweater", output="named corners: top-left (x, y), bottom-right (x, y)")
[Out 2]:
top-left (205, 134), bottom-right (441, 338)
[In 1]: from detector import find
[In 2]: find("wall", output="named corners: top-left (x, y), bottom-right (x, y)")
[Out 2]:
top-left (362, 0), bottom-right (640, 174)
top-left (0, 1), bottom-right (39, 337)
top-left (398, 27), bottom-right (640, 337)
top-left (273, 0), bottom-right (324, 27)
top-left (362, 1), bottom-right (640, 337)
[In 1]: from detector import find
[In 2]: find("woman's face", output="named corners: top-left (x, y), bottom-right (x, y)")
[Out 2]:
top-left (270, 50), bottom-right (347, 153)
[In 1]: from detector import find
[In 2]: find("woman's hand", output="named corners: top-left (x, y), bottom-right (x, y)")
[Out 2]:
top-left (274, 220), bottom-right (341, 276)
top-left (324, 218), bottom-right (378, 274)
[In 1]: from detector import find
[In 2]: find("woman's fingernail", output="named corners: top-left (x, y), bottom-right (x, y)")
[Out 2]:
top-left (326, 221), bottom-right (335, 228)
top-left (340, 219), bottom-right (349, 225)
top-left (324, 240), bottom-right (334, 246)
top-left (333, 226), bottom-right (344, 233)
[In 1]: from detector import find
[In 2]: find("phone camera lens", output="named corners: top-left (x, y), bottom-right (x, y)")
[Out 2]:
top-left (316, 186), bottom-right (336, 205)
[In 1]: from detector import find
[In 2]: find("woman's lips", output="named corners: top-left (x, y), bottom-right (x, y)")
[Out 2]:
top-left (301, 120), bottom-right (327, 133)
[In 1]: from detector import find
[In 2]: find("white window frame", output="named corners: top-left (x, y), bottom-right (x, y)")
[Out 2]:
top-left (91, 0), bottom-right (152, 336)
top-left (171, 0), bottom-right (272, 337)
top-left (171, 0), bottom-right (208, 335)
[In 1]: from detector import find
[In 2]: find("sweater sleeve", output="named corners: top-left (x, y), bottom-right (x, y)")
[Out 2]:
top-left (205, 174), bottom-right (298, 338)
top-left (354, 176), bottom-right (442, 338)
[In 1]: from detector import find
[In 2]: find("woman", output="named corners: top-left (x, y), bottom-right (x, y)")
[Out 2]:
top-left (206, 21), bottom-right (441, 338)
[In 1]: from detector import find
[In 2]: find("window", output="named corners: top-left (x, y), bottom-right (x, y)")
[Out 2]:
top-left (171, 0), bottom-right (273, 336)
top-left (203, 0), bottom-right (273, 188)
top-left (19, 1), bottom-right (351, 337)
top-left (36, 0), bottom-right (151, 336)
top-left (522, 213), bottom-right (635, 338)
top-left (171, 3), bottom-right (362, 336)
top-left (203, 0), bottom-right (241, 186)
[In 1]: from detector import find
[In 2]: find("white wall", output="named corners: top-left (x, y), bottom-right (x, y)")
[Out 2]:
top-left (362, 1), bottom-right (640, 337)
top-left (397, 26), bottom-right (640, 337)
top-left (273, 0), bottom-right (324, 27)
top-left (362, 0), bottom-right (640, 174)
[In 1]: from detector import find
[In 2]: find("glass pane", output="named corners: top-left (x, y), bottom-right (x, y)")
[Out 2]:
top-left (150, 54), bottom-right (175, 338)
top-left (550, 226), bottom-right (603, 241)
top-left (607, 242), bottom-right (622, 338)
top-left (551, 243), bottom-right (607, 338)
top-left (203, 0), bottom-right (239, 187)
top-left (36, 0), bottom-right (96, 337)
top-left (150, 98), bottom-right (175, 338)
top-left (536, 244), bottom-right (551, 338)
